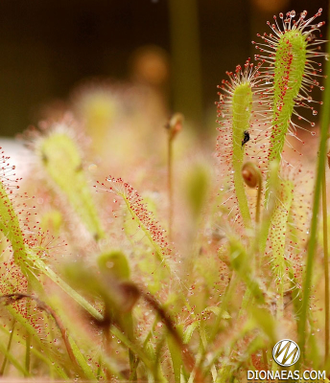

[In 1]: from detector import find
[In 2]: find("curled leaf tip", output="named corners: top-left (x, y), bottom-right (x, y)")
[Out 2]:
top-left (242, 162), bottom-right (262, 189)
top-left (166, 113), bottom-right (184, 140)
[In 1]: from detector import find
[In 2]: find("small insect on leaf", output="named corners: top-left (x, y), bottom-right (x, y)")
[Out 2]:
top-left (242, 130), bottom-right (250, 147)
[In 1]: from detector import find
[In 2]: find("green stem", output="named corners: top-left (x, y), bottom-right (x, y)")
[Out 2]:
top-left (256, 180), bottom-right (262, 225)
top-left (254, 168), bottom-right (262, 270)
top-left (258, 159), bottom-right (280, 259)
top-left (168, 0), bottom-right (203, 125)
top-left (262, 349), bottom-right (268, 371)
top-left (322, 167), bottom-right (330, 363)
top-left (0, 320), bottom-right (15, 376)
top-left (25, 334), bottom-right (30, 377)
top-left (298, 3), bottom-right (330, 359)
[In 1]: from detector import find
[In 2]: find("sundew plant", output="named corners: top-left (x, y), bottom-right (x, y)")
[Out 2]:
top-left (0, 7), bottom-right (330, 383)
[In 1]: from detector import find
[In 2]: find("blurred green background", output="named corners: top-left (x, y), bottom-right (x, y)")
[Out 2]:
top-left (0, 0), bottom-right (328, 136)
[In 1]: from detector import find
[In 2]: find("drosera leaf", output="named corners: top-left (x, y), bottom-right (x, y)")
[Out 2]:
top-left (0, 304), bottom-right (67, 378)
top-left (61, 259), bottom-right (163, 378)
top-left (36, 128), bottom-right (105, 241)
top-left (29, 254), bottom-right (157, 376)
top-left (31, 255), bottom-right (103, 321)
top-left (0, 147), bottom-right (103, 324)
top-left (97, 250), bottom-right (131, 280)
top-left (0, 154), bottom-right (30, 273)
top-left (269, 179), bottom-right (293, 317)
top-left (95, 176), bottom-right (173, 269)
top-left (168, 334), bottom-right (184, 383)
top-left (184, 163), bottom-right (210, 219)
top-left (67, 334), bottom-right (98, 381)
top-left (228, 235), bottom-right (265, 304)
top-left (217, 59), bottom-right (265, 228)
top-left (254, 9), bottom-right (326, 190)
top-left (96, 177), bottom-right (195, 311)
top-left (1, 292), bottom-right (99, 381)
top-left (44, 292), bottom-right (124, 380)
top-left (252, 9), bottom-right (327, 264)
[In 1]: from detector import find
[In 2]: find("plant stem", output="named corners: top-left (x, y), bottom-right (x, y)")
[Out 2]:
top-left (0, 320), bottom-right (15, 376)
top-left (25, 334), bottom-right (30, 376)
top-left (271, 180), bottom-right (293, 319)
top-left (256, 159), bottom-right (280, 258)
top-left (298, 3), bottom-right (330, 359)
top-left (168, 0), bottom-right (203, 125)
top-left (254, 170), bottom-right (262, 271)
top-left (256, 181), bottom-right (262, 225)
top-left (322, 167), bottom-right (330, 363)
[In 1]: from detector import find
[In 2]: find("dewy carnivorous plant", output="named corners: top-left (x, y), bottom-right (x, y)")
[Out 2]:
top-left (0, 7), bottom-right (329, 383)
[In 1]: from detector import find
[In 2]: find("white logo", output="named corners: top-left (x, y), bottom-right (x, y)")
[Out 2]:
top-left (272, 339), bottom-right (300, 367)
